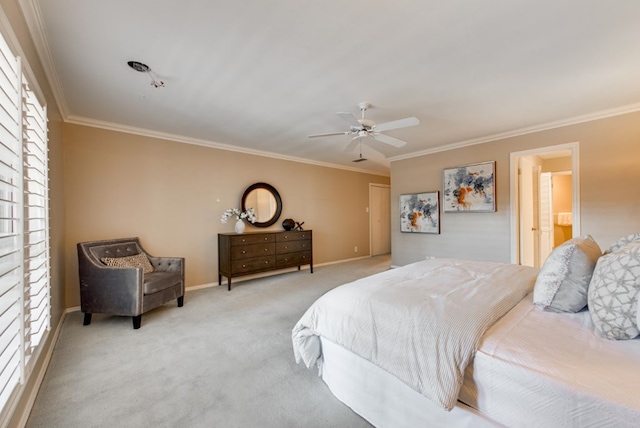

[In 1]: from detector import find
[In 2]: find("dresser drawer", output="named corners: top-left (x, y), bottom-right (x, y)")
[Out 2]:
top-left (231, 255), bottom-right (276, 274)
top-left (229, 234), bottom-right (275, 246)
top-left (231, 243), bottom-right (275, 259)
top-left (275, 240), bottom-right (311, 254)
top-left (276, 231), bottom-right (311, 242)
top-left (276, 251), bottom-right (312, 268)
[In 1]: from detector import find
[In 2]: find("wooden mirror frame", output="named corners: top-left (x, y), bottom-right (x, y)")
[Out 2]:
top-left (241, 182), bottom-right (283, 228)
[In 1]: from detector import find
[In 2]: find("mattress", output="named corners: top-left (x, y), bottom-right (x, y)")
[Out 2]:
top-left (459, 293), bottom-right (640, 427)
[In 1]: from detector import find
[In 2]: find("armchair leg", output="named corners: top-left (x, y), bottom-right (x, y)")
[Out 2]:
top-left (177, 296), bottom-right (184, 307)
top-left (132, 315), bottom-right (142, 330)
top-left (83, 313), bottom-right (92, 326)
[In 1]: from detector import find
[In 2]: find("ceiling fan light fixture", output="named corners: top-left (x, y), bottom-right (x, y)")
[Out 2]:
top-left (127, 60), bottom-right (165, 88)
top-left (308, 102), bottom-right (419, 154)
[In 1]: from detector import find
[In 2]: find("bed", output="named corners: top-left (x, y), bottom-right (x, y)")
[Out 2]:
top-left (292, 237), bottom-right (640, 428)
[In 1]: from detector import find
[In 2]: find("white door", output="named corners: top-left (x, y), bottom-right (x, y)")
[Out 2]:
top-left (370, 184), bottom-right (391, 256)
top-left (538, 172), bottom-right (554, 264)
top-left (518, 157), bottom-right (537, 267)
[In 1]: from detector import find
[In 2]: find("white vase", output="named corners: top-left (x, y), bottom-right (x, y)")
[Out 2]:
top-left (234, 218), bottom-right (245, 234)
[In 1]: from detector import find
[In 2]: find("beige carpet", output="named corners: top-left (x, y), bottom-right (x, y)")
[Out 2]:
top-left (26, 255), bottom-right (392, 428)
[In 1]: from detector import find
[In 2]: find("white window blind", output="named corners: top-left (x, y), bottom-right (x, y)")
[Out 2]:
top-left (22, 77), bottom-right (49, 365)
top-left (0, 28), bottom-right (50, 421)
top-left (0, 31), bottom-right (22, 414)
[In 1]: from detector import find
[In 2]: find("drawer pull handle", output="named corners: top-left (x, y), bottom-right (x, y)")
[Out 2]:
top-left (242, 264), bottom-right (246, 268)
top-left (242, 250), bottom-right (246, 254)
top-left (264, 249), bottom-right (268, 252)
top-left (265, 261), bottom-right (269, 264)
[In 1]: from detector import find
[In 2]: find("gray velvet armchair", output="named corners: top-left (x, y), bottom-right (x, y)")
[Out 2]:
top-left (77, 237), bottom-right (185, 329)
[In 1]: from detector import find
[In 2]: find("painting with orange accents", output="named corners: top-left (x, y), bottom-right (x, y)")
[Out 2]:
top-left (400, 191), bottom-right (440, 233)
top-left (443, 161), bottom-right (496, 212)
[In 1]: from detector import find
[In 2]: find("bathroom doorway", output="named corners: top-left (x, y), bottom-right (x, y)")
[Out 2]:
top-left (510, 143), bottom-right (580, 267)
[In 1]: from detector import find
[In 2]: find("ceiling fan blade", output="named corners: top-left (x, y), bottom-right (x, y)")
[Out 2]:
top-left (308, 131), bottom-right (350, 138)
top-left (373, 116), bottom-right (419, 132)
top-left (336, 112), bottom-right (362, 129)
top-left (372, 133), bottom-right (407, 148)
top-left (343, 137), bottom-right (361, 152)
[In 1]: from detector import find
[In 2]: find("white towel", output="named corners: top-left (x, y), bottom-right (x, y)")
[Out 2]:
top-left (556, 212), bottom-right (572, 226)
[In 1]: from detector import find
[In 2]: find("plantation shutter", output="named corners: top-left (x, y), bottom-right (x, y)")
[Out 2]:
top-left (21, 78), bottom-right (49, 365)
top-left (0, 34), bottom-right (23, 412)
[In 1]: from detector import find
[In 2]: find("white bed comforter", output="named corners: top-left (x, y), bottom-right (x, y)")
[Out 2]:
top-left (292, 258), bottom-right (539, 410)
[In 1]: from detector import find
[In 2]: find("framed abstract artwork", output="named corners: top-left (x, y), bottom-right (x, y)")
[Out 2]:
top-left (443, 161), bottom-right (496, 212)
top-left (399, 191), bottom-right (440, 234)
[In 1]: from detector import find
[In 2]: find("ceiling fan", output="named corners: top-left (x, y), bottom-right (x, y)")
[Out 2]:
top-left (308, 102), bottom-right (420, 153)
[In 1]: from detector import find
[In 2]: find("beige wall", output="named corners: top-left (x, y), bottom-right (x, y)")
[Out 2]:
top-left (63, 123), bottom-right (389, 307)
top-left (391, 111), bottom-right (640, 266)
top-left (542, 156), bottom-right (571, 173)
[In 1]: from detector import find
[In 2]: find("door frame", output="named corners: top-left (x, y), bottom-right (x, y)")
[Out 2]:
top-left (509, 142), bottom-right (581, 264)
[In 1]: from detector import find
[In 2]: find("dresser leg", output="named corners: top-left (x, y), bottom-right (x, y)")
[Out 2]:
top-left (228, 278), bottom-right (232, 291)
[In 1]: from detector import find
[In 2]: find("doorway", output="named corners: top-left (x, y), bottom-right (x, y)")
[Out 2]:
top-left (370, 183), bottom-right (391, 256)
top-left (510, 143), bottom-right (580, 267)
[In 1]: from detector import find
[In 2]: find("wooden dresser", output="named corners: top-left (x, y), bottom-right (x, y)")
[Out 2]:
top-left (218, 230), bottom-right (313, 290)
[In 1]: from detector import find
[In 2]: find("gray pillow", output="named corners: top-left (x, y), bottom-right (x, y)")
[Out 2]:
top-left (533, 235), bottom-right (602, 313)
top-left (588, 241), bottom-right (640, 340)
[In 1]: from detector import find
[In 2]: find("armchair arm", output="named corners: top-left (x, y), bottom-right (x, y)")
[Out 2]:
top-left (78, 245), bottom-right (145, 316)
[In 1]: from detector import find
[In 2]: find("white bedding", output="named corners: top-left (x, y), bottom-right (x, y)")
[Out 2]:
top-left (460, 293), bottom-right (640, 427)
top-left (292, 258), bottom-right (539, 410)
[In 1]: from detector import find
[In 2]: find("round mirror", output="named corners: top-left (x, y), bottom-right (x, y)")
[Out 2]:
top-left (241, 182), bottom-right (282, 228)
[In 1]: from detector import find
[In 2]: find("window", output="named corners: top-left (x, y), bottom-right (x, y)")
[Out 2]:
top-left (0, 28), bottom-right (49, 420)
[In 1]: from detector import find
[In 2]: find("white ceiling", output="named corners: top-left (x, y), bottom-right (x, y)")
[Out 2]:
top-left (20, 0), bottom-right (640, 175)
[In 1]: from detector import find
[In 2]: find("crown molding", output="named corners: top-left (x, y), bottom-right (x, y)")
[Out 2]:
top-left (18, 0), bottom-right (69, 118)
top-left (388, 102), bottom-right (640, 162)
top-left (65, 115), bottom-right (391, 177)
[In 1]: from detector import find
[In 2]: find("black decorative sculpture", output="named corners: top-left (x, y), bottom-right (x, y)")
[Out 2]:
top-left (282, 218), bottom-right (295, 231)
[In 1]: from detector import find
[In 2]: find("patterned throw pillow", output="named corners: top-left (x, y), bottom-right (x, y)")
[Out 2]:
top-left (605, 232), bottom-right (640, 254)
top-left (101, 253), bottom-right (154, 274)
top-left (588, 241), bottom-right (640, 340)
top-left (533, 235), bottom-right (602, 313)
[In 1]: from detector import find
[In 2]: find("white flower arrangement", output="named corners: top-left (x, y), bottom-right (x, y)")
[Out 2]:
top-left (221, 207), bottom-right (257, 224)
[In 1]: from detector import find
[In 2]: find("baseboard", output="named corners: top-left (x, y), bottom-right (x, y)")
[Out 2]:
top-left (189, 255), bottom-right (377, 290)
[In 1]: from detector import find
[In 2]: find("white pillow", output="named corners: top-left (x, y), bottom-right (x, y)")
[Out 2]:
top-left (533, 235), bottom-right (602, 313)
top-left (588, 241), bottom-right (640, 340)
top-left (605, 232), bottom-right (640, 254)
